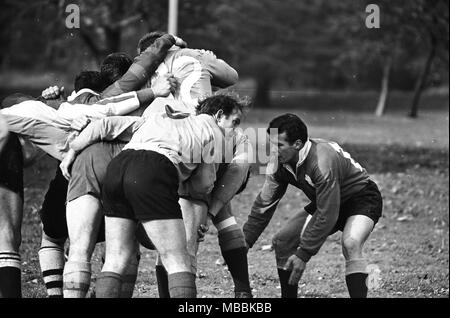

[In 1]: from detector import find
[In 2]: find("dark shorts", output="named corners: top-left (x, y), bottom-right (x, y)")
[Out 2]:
top-left (39, 168), bottom-right (68, 239)
top-left (39, 167), bottom-right (105, 242)
top-left (67, 141), bottom-right (125, 202)
top-left (102, 149), bottom-right (182, 221)
top-left (332, 179), bottom-right (383, 232)
top-left (272, 179), bottom-right (383, 267)
top-left (0, 133), bottom-right (23, 199)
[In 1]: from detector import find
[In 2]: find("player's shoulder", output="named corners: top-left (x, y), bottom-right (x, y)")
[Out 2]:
top-left (310, 138), bottom-right (339, 158)
top-left (308, 138), bottom-right (341, 171)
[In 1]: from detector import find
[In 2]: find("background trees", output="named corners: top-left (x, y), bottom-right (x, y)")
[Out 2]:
top-left (0, 0), bottom-right (448, 116)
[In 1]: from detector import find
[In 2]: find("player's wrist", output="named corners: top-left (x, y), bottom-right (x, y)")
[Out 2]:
top-left (295, 248), bottom-right (312, 263)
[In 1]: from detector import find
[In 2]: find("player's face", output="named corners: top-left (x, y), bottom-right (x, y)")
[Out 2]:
top-left (217, 110), bottom-right (242, 132)
top-left (269, 132), bottom-right (299, 164)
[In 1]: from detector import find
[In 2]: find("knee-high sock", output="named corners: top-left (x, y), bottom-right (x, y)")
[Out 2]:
top-left (63, 261), bottom-right (91, 298)
top-left (155, 264), bottom-right (170, 298)
top-left (345, 259), bottom-right (368, 298)
top-left (38, 239), bottom-right (65, 298)
top-left (0, 252), bottom-right (21, 298)
top-left (217, 221), bottom-right (251, 294)
top-left (95, 272), bottom-right (122, 298)
top-left (120, 253), bottom-right (140, 298)
top-left (168, 272), bottom-right (196, 298)
top-left (277, 268), bottom-right (298, 298)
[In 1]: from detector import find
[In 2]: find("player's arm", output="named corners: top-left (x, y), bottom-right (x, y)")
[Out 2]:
top-left (60, 116), bottom-right (143, 179)
top-left (101, 34), bottom-right (176, 99)
top-left (202, 51), bottom-right (239, 88)
top-left (243, 170), bottom-right (288, 249)
top-left (58, 87), bottom-right (167, 119)
top-left (69, 116), bottom-right (143, 154)
top-left (0, 113), bottom-right (9, 154)
top-left (294, 163), bottom-right (341, 263)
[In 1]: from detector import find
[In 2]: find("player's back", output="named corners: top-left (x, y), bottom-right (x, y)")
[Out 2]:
top-left (124, 112), bottom-right (225, 181)
top-left (150, 48), bottom-right (238, 111)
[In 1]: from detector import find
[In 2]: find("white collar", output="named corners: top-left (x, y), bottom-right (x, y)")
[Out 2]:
top-left (67, 88), bottom-right (99, 102)
top-left (283, 139), bottom-right (312, 178)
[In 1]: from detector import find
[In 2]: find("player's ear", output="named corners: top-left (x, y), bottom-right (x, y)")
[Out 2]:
top-left (293, 139), bottom-right (303, 150)
top-left (215, 109), bottom-right (224, 120)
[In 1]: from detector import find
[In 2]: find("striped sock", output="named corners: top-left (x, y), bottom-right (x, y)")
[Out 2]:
top-left (168, 272), bottom-right (196, 298)
top-left (96, 272), bottom-right (122, 298)
top-left (39, 243), bottom-right (65, 298)
top-left (0, 251), bottom-right (21, 298)
top-left (63, 261), bottom-right (91, 298)
top-left (120, 253), bottom-right (140, 298)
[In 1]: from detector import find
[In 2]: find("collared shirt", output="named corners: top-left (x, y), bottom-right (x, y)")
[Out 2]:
top-left (243, 138), bottom-right (370, 263)
top-left (282, 139), bottom-right (312, 180)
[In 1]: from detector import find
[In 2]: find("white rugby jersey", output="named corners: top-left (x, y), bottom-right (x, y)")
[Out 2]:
top-left (148, 47), bottom-right (239, 111)
top-left (1, 91), bottom-right (140, 130)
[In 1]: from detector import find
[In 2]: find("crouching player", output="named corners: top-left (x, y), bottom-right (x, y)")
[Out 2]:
top-left (243, 114), bottom-right (383, 298)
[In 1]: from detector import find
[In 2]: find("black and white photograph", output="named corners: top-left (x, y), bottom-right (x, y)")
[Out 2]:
top-left (0, 0), bottom-right (448, 303)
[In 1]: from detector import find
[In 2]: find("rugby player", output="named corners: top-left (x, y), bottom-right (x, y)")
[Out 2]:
top-left (243, 114), bottom-right (383, 298)
top-left (0, 113), bottom-right (24, 298)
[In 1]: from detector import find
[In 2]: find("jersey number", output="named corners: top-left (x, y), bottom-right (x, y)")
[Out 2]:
top-left (328, 142), bottom-right (364, 172)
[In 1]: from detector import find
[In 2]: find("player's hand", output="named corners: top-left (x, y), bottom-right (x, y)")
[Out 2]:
top-left (197, 223), bottom-right (209, 242)
top-left (70, 115), bottom-right (91, 132)
top-left (42, 86), bottom-right (64, 100)
top-left (151, 74), bottom-right (177, 97)
top-left (60, 148), bottom-right (77, 180)
top-left (172, 35), bottom-right (187, 48)
top-left (284, 254), bottom-right (306, 285)
top-left (200, 49), bottom-right (216, 59)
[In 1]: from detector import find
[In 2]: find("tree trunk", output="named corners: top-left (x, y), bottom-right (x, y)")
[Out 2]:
top-left (375, 56), bottom-right (393, 117)
top-left (254, 76), bottom-right (272, 108)
top-left (409, 37), bottom-right (436, 118)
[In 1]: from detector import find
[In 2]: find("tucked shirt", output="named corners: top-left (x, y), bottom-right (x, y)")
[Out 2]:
top-left (243, 138), bottom-right (370, 263)
top-left (70, 111), bottom-right (227, 186)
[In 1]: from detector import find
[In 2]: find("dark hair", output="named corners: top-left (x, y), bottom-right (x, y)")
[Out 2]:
top-left (267, 113), bottom-right (308, 144)
top-left (137, 31), bottom-right (165, 54)
top-left (100, 52), bottom-right (133, 86)
top-left (74, 71), bottom-right (106, 93)
top-left (195, 94), bottom-right (245, 117)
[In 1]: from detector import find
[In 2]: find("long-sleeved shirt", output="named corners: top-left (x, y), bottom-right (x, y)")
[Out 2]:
top-left (1, 91), bottom-right (140, 130)
top-left (0, 91), bottom-right (142, 161)
top-left (243, 138), bottom-right (370, 263)
top-left (69, 110), bottom-right (227, 186)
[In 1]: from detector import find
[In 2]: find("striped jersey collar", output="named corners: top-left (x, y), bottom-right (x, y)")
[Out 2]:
top-left (283, 139), bottom-right (312, 179)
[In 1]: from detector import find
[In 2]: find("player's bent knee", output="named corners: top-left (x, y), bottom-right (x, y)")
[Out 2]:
top-left (342, 236), bottom-right (363, 258)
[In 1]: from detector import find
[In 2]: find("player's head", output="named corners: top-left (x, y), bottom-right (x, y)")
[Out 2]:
top-left (196, 94), bottom-right (245, 131)
top-left (100, 52), bottom-right (133, 86)
top-left (137, 31), bottom-right (165, 54)
top-left (267, 113), bottom-right (308, 164)
top-left (74, 71), bottom-right (106, 93)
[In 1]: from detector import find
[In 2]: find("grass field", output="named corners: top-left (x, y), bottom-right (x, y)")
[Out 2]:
top-left (16, 106), bottom-right (449, 298)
